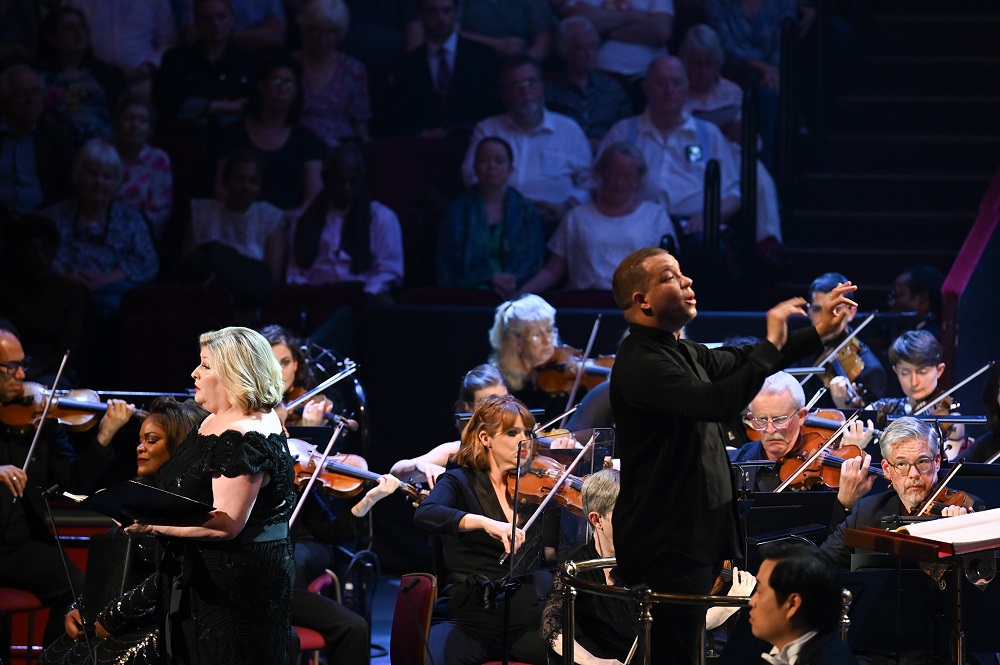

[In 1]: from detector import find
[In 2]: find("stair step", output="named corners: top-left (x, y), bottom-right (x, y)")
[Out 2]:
top-left (865, 16), bottom-right (1000, 56)
top-left (785, 210), bottom-right (973, 248)
top-left (866, 0), bottom-right (1000, 15)
top-left (801, 134), bottom-right (1000, 172)
top-left (795, 172), bottom-right (989, 211)
top-left (833, 96), bottom-right (1000, 134)
top-left (777, 247), bottom-right (957, 297)
top-left (855, 56), bottom-right (1000, 96)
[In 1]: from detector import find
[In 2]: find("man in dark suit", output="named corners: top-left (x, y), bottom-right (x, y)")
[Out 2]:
top-left (750, 540), bottom-right (857, 664)
top-left (392, 0), bottom-right (501, 138)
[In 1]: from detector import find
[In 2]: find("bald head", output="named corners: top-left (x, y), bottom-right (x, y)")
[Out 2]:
top-left (643, 56), bottom-right (688, 122)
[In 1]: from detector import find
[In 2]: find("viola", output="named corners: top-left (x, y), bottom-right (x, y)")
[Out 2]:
top-left (535, 345), bottom-right (614, 396)
top-left (775, 434), bottom-right (887, 491)
top-left (506, 454), bottom-right (584, 517)
top-left (288, 438), bottom-right (428, 504)
top-left (0, 382), bottom-right (148, 432)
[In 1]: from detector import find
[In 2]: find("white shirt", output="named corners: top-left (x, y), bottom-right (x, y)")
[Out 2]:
top-left (463, 110), bottom-right (592, 206)
top-left (548, 200), bottom-right (676, 289)
top-left (190, 199), bottom-right (285, 261)
top-left (762, 630), bottom-right (818, 665)
top-left (69, 0), bottom-right (177, 70)
top-left (600, 110), bottom-right (740, 218)
top-left (566, 0), bottom-right (675, 77)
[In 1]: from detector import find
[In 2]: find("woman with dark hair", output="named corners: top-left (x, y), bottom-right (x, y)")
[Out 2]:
top-left (35, 6), bottom-right (126, 143)
top-left (113, 93), bottom-right (173, 240)
top-left (287, 144), bottom-right (403, 297)
top-left (437, 136), bottom-right (545, 299)
top-left (216, 54), bottom-right (324, 214)
top-left (259, 323), bottom-right (334, 428)
top-left (964, 363), bottom-right (1000, 463)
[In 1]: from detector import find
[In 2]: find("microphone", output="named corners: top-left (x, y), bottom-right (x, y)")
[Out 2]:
top-left (46, 484), bottom-right (63, 497)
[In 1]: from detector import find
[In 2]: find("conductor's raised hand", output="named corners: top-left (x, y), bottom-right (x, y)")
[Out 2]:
top-left (814, 282), bottom-right (859, 342)
top-left (766, 297), bottom-right (809, 350)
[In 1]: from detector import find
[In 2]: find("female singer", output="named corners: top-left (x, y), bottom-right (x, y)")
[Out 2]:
top-left (413, 394), bottom-right (554, 665)
top-left (42, 397), bottom-right (209, 665)
top-left (125, 326), bottom-right (295, 664)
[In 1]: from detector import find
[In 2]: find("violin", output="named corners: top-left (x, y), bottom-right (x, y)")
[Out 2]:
top-left (824, 339), bottom-right (869, 407)
top-left (0, 382), bottom-right (148, 432)
top-left (506, 454), bottom-right (584, 517)
top-left (919, 487), bottom-right (975, 516)
top-left (775, 432), bottom-right (887, 491)
top-left (535, 345), bottom-right (614, 396)
top-left (288, 438), bottom-right (428, 505)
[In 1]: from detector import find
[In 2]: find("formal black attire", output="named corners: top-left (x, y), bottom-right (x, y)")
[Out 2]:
top-left (413, 466), bottom-right (555, 665)
top-left (965, 430), bottom-right (999, 463)
top-left (392, 36), bottom-right (501, 137)
top-left (154, 429), bottom-right (296, 665)
top-left (0, 420), bottom-right (114, 643)
top-left (806, 330), bottom-right (886, 408)
top-left (541, 540), bottom-right (637, 662)
top-left (792, 631), bottom-right (858, 665)
top-left (609, 324), bottom-right (823, 664)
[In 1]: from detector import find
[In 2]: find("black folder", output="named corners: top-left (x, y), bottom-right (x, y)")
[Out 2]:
top-left (64, 480), bottom-right (213, 523)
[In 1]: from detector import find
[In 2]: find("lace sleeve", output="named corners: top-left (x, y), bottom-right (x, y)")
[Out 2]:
top-left (540, 570), bottom-right (566, 648)
top-left (207, 430), bottom-right (285, 478)
top-left (97, 573), bottom-right (161, 636)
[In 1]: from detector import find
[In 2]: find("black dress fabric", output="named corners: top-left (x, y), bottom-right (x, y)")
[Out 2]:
top-left (154, 429), bottom-right (296, 665)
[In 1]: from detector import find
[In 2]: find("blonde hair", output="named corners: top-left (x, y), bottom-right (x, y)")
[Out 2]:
top-left (199, 327), bottom-right (284, 414)
top-left (455, 395), bottom-right (536, 472)
top-left (488, 294), bottom-right (558, 390)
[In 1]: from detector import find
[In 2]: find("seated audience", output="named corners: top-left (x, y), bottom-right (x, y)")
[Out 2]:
top-left (36, 6), bottom-right (127, 143)
top-left (888, 264), bottom-right (944, 340)
top-left (295, 0), bottom-right (372, 146)
top-left (174, 150), bottom-right (286, 307)
top-left (545, 16), bottom-right (633, 152)
top-left (217, 55), bottom-right (324, 214)
top-left (180, 0), bottom-right (287, 54)
top-left (518, 141), bottom-right (675, 294)
top-left (459, 0), bottom-right (554, 62)
top-left (392, 0), bottom-right (501, 138)
top-left (438, 136), bottom-right (545, 298)
top-left (338, 0), bottom-right (421, 74)
top-left (0, 63), bottom-right (75, 214)
top-left (112, 93), bottom-right (173, 240)
top-left (44, 139), bottom-right (159, 318)
top-left (463, 55), bottom-right (592, 233)
top-left (287, 144), bottom-right (403, 298)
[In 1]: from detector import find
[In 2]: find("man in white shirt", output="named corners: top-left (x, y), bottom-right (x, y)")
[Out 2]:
top-left (462, 55), bottom-right (592, 230)
top-left (563, 0), bottom-right (674, 80)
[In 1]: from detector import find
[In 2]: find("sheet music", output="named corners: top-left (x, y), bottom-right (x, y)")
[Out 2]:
top-left (898, 507), bottom-right (1000, 547)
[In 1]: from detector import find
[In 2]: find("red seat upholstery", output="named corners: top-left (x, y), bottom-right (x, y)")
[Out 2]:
top-left (0, 588), bottom-right (45, 665)
top-left (390, 573), bottom-right (437, 665)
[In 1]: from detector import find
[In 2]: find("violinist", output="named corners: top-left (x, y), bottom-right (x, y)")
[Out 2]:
top-left (964, 363), bottom-right (1000, 463)
top-left (888, 264), bottom-right (943, 340)
top-left (867, 330), bottom-right (968, 461)
top-left (413, 394), bottom-right (557, 665)
top-left (819, 416), bottom-right (985, 571)
top-left (261, 324), bottom-right (334, 427)
top-left (733, 372), bottom-right (875, 510)
top-left (0, 321), bottom-right (134, 645)
top-left (807, 272), bottom-right (886, 408)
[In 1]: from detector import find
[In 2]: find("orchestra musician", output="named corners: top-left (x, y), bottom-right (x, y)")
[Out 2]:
top-left (608, 247), bottom-right (857, 664)
top-left (964, 362), bottom-right (1000, 463)
top-left (866, 330), bottom-right (968, 461)
top-left (807, 272), bottom-right (886, 409)
top-left (124, 327), bottom-right (295, 664)
top-left (733, 371), bottom-right (874, 508)
top-left (0, 320), bottom-right (135, 645)
top-left (819, 416), bottom-right (985, 570)
top-left (261, 324), bottom-right (334, 427)
top-left (413, 394), bottom-right (557, 665)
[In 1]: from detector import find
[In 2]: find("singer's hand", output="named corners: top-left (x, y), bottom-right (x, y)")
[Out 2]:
top-left (65, 608), bottom-right (85, 639)
top-left (0, 463), bottom-right (26, 498)
top-left (94, 620), bottom-right (111, 640)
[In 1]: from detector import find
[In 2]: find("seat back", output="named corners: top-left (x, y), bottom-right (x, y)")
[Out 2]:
top-left (389, 573), bottom-right (437, 665)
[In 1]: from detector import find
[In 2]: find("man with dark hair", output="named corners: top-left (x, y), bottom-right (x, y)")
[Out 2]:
top-left (751, 540), bottom-right (856, 664)
top-left (889, 264), bottom-right (944, 339)
top-left (608, 246), bottom-right (857, 663)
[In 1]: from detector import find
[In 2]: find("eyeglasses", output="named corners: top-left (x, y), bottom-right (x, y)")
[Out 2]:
top-left (268, 77), bottom-right (296, 89)
top-left (888, 457), bottom-right (934, 475)
top-left (523, 327), bottom-right (556, 344)
top-left (0, 358), bottom-right (29, 375)
top-left (747, 413), bottom-right (796, 431)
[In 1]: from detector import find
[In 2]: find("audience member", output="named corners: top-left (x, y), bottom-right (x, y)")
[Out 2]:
top-left (112, 93), bottom-right (173, 241)
top-left (338, 0), bottom-right (422, 74)
top-left (154, 0), bottom-right (254, 143)
top-left (459, 0), bottom-right (554, 62)
top-left (438, 136), bottom-right (545, 298)
top-left (392, 0), bottom-right (502, 138)
top-left (561, 0), bottom-right (674, 83)
top-left (217, 55), bottom-right (324, 214)
top-left (288, 144), bottom-right (403, 298)
top-left (0, 63), bottom-right (75, 214)
top-left (174, 150), bottom-right (286, 307)
top-left (463, 55), bottom-right (591, 233)
top-left (888, 264), bottom-right (944, 340)
top-left (545, 16), bottom-right (633, 152)
top-left (295, 0), bottom-right (371, 148)
top-left (44, 139), bottom-right (159, 317)
top-left (678, 23), bottom-right (784, 259)
top-left (36, 6), bottom-right (127, 143)
top-left (181, 0), bottom-right (287, 54)
top-left (66, 0), bottom-right (177, 89)
top-left (519, 141), bottom-right (675, 294)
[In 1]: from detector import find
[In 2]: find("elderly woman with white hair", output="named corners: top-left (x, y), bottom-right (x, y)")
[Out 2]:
top-left (295, 0), bottom-right (371, 146)
top-left (678, 23), bottom-right (784, 262)
top-left (518, 142), bottom-right (677, 295)
top-left (44, 138), bottom-right (158, 317)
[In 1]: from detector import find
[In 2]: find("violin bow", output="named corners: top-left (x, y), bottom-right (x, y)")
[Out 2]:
top-left (20, 350), bottom-right (71, 477)
top-left (559, 315), bottom-right (602, 430)
top-left (912, 361), bottom-right (995, 416)
top-left (285, 361), bottom-right (358, 411)
top-left (773, 413), bottom-right (859, 493)
top-left (536, 406), bottom-right (578, 433)
top-left (986, 448), bottom-right (1000, 465)
top-left (288, 418), bottom-right (347, 528)
top-left (916, 461), bottom-right (965, 517)
top-left (499, 435), bottom-right (596, 566)
top-left (800, 312), bottom-right (876, 387)
top-left (804, 387), bottom-right (827, 411)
